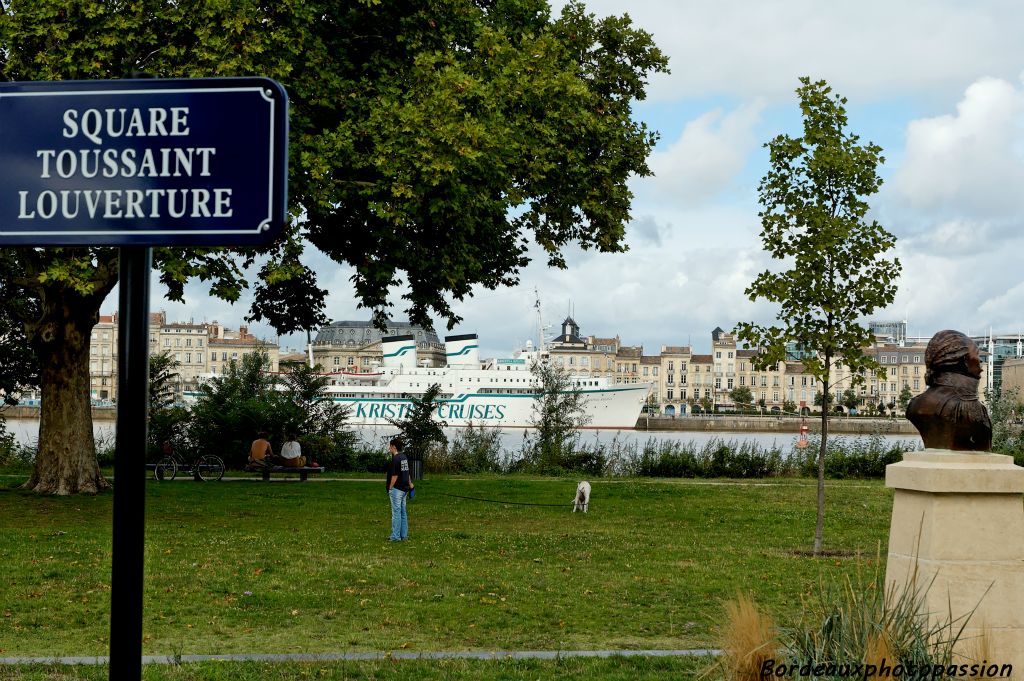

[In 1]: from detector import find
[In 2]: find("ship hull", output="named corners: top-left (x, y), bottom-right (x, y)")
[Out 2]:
top-left (330, 384), bottom-right (650, 430)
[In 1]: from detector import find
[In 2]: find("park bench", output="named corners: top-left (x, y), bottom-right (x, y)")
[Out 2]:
top-left (248, 464), bottom-right (326, 482)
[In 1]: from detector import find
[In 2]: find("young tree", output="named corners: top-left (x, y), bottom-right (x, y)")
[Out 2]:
top-left (387, 383), bottom-right (448, 469)
top-left (813, 390), bottom-right (833, 411)
top-left (782, 399), bottom-right (798, 414)
top-left (736, 78), bottom-right (901, 555)
top-left (842, 388), bottom-right (861, 414)
top-left (528, 361), bottom-right (592, 470)
top-left (1, 0), bottom-right (668, 494)
top-left (147, 351), bottom-right (186, 458)
top-left (730, 385), bottom-right (754, 411)
top-left (897, 385), bottom-right (914, 412)
top-left (699, 396), bottom-right (715, 414)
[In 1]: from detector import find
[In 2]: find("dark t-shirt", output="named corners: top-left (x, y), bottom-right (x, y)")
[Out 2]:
top-left (387, 453), bottom-right (412, 492)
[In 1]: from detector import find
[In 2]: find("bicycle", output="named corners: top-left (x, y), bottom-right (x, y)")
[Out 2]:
top-left (153, 449), bottom-right (225, 482)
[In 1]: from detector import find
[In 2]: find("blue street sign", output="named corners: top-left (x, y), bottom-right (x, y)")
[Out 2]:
top-left (0, 77), bottom-right (288, 246)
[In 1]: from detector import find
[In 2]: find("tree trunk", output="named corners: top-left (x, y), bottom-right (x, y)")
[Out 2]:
top-left (814, 374), bottom-right (829, 556)
top-left (22, 290), bottom-right (110, 495)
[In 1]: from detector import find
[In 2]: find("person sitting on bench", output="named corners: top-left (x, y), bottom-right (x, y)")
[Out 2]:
top-left (278, 433), bottom-right (307, 468)
top-left (247, 432), bottom-right (274, 469)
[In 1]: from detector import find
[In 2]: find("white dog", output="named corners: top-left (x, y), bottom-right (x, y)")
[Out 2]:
top-left (572, 481), bottom-right (591, 513)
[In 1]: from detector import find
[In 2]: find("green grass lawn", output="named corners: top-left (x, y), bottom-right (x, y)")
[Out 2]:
top-left (0, 474), bottom-right (893, 675)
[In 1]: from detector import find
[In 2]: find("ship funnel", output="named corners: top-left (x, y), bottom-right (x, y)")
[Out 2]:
top-left (381, 334), bottom-right (417, 369)
top-left (444, 333), bottom-right (480, 368)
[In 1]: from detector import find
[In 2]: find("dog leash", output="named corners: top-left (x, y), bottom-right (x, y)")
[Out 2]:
top-left (433, 491), bottom-right (573, 507)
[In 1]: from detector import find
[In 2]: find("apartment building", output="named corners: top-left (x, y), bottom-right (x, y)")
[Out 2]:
top-left (208, 323), bottom-right (280, 378)
top-left (659, 346), bottom-right (690, 414)
top-left (89, 312), bottom-right (279, 403)
top-left (547, 318), bottom-right (622, 381)
top-left (309, 320), bottom-right (445, 371)
top-left (88, 314), bottom-right (119, 402)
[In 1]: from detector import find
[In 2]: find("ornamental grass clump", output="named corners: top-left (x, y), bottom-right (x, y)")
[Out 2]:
top-left (714, 553), bottom-right (979, 680)
top-left (782, 554), bottom-right (972, 674)
top-left (708, 592), bottom-right (778, 681)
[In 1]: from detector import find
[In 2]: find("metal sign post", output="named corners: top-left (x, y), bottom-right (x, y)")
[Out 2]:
top-left (109, 246), bottom-right (151, 680)
top-left (0, 77), bottom-right (289, 681)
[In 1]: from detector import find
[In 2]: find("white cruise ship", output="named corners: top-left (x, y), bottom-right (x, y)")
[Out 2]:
top-left (320, 333), bottom-right (651, 429)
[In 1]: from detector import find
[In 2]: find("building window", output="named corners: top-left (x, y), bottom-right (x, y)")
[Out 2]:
top-left (914, 379), bottom-right (920, 390)
top-left (773, 391), bottom-right (779, 402)
top-left (880, 356), bottom-right (887, 364)
top-left (715, 351), bottom-right (721, 359)
top-left (643, 367), bottom-right (649, 376)
top-left (668, 361), bottom-right (674, 370)
top-left (186, 338), bottom-right (192, 348)
top-left (727, 378), bottom-right (733, 389)
top-left (728, 351), bottom-right (733, 359)
top-left (914, 355), bottom-right (921, 363)
top-left (653, 367), bottom-right (658, 376)
top-left (739, 376), bottom-right (746, 386)
top-left (347, 356), bottom-right (355, 366)
top-left (196, 353), bottom-right (203, 363)
top-left (715, 378), bottom-right (721, 389)
top-left (164, 339), bottom-right (171, 347)
top-left (667, 389), bottom-right (673, 400)
top-left (185, 353), bottom-right (191, 363)
top-left (761, 376), bottom-right (767, 387)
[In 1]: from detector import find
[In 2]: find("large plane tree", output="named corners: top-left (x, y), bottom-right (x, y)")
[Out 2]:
top-left (0, 0), bottom-right (668, 494)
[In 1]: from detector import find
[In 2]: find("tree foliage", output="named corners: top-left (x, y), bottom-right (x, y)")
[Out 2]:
top-left (842, 388), bottom-right (860, 412)
top-left (527, 360), bottom-right (592, 470)
top-left (897, 385), bottom-right (914, 411)
top-left (735, 78), bottom-right (901, 554)
top-left (187, 353), bottom-right (354, 469)
top-left (729, 385), bottom-right (753, 409)
top-left (0, 0), bottom-right (667, 493)
top-left (387, 383), bottom-right (449, 465)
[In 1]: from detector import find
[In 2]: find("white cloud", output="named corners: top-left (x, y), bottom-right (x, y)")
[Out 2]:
top-left (891, 77), bottom-right (1024, 219)
top-left (557, 0), bottom-right (1024, 102)
top-left (648, 100), bottom-right (765, 204)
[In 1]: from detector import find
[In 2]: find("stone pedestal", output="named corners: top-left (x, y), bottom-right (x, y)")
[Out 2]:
top-left (886, 450), bottom-right (1024, 673)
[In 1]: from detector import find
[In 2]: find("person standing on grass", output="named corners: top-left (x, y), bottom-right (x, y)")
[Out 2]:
top-left (386, 437), bottom-right (414, 542)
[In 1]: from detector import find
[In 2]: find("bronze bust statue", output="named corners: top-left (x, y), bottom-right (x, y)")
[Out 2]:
top-left (905, 330), bottom-right (992, 451)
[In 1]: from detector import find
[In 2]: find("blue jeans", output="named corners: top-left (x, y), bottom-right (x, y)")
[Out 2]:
top-left (388, 488), bottom-right (408, 540)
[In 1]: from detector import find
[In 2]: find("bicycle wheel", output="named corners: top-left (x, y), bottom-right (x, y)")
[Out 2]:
top-left (154, 456), bottom-right (177, 481)
top-left (195, 455), bottom-right (225, 481)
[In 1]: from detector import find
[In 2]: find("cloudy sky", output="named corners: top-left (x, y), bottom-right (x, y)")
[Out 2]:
top-left (105, 0), bottom-right (1024, 359)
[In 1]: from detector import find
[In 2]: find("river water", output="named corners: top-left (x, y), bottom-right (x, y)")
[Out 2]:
top-left (7, 417), bottom-right (923, 456)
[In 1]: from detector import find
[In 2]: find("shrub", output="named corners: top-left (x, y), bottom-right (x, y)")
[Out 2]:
top-left (431, 423), bottom-right (503, 474)
top-left (794, 433), bottom-right (918, 479)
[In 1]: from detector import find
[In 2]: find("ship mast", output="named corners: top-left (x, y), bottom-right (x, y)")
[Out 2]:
top-left (534, 287), bottom-right (547, 353)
